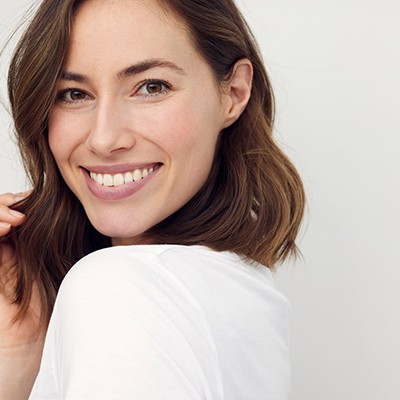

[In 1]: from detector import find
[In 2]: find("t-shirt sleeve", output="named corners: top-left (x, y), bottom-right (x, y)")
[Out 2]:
top-left (30, 248), bottom-right (223, 399)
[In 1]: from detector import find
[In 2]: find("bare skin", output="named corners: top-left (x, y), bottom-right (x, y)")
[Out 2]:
top-left (0, 192), bottom-right (45, 400)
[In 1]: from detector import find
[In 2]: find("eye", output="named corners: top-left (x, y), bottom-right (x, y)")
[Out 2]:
top-left (136, 80), bottom-right (171, 97)
top-left (56, 89), bottom-right (91, 105)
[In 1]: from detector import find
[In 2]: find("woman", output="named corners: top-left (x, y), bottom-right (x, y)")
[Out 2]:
top-left (0, 0), bottom-right (305, 398)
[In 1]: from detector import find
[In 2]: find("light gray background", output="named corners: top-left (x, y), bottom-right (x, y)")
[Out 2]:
top-left (1, 1), bottom-right (399, 399)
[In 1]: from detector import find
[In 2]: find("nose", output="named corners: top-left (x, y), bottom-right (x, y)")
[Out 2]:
top-left (86, 99), bottom-right (136, 156)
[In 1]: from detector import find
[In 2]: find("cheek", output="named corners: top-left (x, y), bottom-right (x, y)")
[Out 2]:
top-left (149, 103), bottom-right (221, 198)
top-left (47, 110), bottom-right (84, 164)
top-left (47, 113), bottom-right (65, 164)
top-left (140, 97), bottom-right (223, 157)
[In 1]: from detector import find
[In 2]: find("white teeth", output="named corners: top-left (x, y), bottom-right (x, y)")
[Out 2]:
top-left (103, 174), bottom-right (113, 187)
top-left (113, 174), bottom-right (124, 186)
top-left (89, 166), bottom-right (156, 186)
top-left (124, 171), bottom-right (133, 184)
top-left (133, 169), bottom-right (142, 182)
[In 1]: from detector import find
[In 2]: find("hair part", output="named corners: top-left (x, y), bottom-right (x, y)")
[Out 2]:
top-left (5, 0), bottom-right (305, 326)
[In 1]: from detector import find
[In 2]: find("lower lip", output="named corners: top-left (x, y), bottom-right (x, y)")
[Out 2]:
top-left (82, 166), bottom-right (161, 201)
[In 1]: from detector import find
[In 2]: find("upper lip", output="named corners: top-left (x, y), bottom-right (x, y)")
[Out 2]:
top-left (82, 163), bottom-right (161, 174)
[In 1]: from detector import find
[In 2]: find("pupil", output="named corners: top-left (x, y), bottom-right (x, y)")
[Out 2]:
top-left (147, 82), bottom-right (162, 94)
top-left (71, 91), bottom-right (84, 100)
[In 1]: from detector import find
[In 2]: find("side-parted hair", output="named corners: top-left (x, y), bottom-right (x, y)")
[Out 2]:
top-left (6, 0), bottom-right (305, 325)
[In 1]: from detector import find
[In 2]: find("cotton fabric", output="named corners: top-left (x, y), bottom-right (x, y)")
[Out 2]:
top-left (29, 245), bottom-right (290, 399)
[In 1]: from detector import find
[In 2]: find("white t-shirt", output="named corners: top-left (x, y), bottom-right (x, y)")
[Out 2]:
top-left (29, 245), bottom-right (290, 399)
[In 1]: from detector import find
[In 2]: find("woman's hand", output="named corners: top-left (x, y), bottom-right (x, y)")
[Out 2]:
top-left (0, 191), bottom-right (27, 235)
top-left (0, 192), bottom-right (27, 292)
top-left (0, 191), bottom-right (45, 400)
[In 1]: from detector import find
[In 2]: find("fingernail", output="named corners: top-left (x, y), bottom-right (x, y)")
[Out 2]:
top-left (0, 222), bottom-right (12, 228)
top-left (15, 189), bottom-right (32, 196)
top-left (8, 209), bottom-right (25, 218)
top-left (15, 190), bottom-right (32, 202)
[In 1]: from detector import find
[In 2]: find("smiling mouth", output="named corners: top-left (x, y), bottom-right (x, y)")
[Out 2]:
top-left (87, 164), bottom-right (161, 187)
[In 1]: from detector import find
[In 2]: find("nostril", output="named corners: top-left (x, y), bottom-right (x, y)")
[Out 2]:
top-left (86, 134), bottom-right (137, 156)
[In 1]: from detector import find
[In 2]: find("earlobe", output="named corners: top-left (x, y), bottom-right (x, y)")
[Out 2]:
top-left (221, 59), bottom-right (253, 128)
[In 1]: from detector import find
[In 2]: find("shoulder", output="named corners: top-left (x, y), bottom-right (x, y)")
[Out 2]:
top-left (61, 244), bottom-right (237, 287)
top-left (57, 246), bottom-right (168, 307)
top-left (56, 245), bottom-right (223, 313)
top-left (63, 244), bottom-right (208, 276)
top-left (59, 245), bottom-right (198, 292)
top-left (43, 246), bottom-right (226, 398)
top-left (57, 244), bottom-right (288, 315)
top-left (66, 244), bottom-right (164, 275)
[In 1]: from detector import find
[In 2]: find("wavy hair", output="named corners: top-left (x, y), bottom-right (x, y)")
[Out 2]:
top-left (6, 0), bottom-right (305, 325)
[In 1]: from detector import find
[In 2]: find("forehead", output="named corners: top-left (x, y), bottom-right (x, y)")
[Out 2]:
top-left (67, 0), bottom-right (196, 69)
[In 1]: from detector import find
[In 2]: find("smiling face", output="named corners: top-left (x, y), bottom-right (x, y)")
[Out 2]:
top-left (48, 0), bottom-right (234, 245)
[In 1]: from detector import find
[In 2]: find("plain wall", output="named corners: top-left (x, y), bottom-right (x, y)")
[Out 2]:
top-left (1, 1), bottom-right (399, 399)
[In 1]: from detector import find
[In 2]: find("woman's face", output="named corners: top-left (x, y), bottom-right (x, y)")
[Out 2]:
top-left (48, 0), bottom-right (233, 245)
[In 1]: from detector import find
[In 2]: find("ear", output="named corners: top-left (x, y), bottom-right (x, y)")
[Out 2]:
top-left (221, 59), bottom-right (253, 129)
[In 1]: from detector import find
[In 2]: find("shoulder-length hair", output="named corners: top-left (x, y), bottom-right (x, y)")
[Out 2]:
top-left (6, 0), bottom-right (305, 325)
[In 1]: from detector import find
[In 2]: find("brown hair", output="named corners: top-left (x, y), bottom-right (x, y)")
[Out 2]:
top-left (6, 0), bottom-right (305, 326)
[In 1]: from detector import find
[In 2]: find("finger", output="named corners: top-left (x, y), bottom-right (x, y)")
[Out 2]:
top-left (0, 190), bottom-right (32, 207)
top-left (0, 205), bottom-right (26, 227)
top-left (14, 189), bottom-right (33, 203)
top-left (0, 222), bottom-right (12, 237)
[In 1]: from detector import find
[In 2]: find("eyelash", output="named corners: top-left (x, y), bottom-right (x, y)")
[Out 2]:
top-left (55, 89), bottom-right (90, 106)
top-left (55, 79), bottom-right (172, 106)
top-left (136, 79), bottom-right (172, 97)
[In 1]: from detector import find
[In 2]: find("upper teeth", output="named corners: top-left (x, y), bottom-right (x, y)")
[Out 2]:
top-left (89, 167), bottom-right (154, 187)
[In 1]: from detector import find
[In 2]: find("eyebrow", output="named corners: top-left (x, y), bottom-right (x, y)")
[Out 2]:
top-left (60, 58), bottom-right (186, 83)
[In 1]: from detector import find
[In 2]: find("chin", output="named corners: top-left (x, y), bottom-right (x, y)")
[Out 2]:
top-left (90, 220), bottom-right (155, 246)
